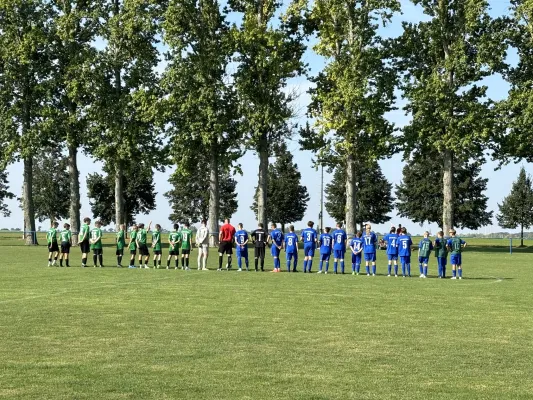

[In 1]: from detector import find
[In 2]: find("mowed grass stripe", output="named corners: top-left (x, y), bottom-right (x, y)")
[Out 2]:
top-left (0, 246), bottom-right (532, 399)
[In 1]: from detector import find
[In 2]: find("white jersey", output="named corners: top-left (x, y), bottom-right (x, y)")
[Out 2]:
top-left (196, 226), bottom-right (209, 246)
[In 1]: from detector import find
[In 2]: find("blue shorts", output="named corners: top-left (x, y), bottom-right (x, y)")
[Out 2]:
top-left (351, 253), bottom-right (362, 265)
top-left (387, 254), bottom-right (398, 261)
top-left (364, 253), bottom-right (376, 262)
top-left (419, 256), bottom-right (429, 264)
top-left (333, 249), bottom-right (345, 259)
top-left (400, 256), bottom-right (411, 264)
top-left (450, 254), bottom-right (462, 266)
top-left (303, 245), bottom-right (315, 257)
top-left (286, 252), bottom-right (297, 261)
top-left (320, 252), bottom-right (331, 261)
top-left (271, 246), bottom-right (281, 257)
top-left (236, 249), bottom-right (248, 258)
top-left (437, 256), bottom-right (447, 266)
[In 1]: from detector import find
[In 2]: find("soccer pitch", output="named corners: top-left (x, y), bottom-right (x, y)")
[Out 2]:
top-left (0, 240), bottom-right (532, 399)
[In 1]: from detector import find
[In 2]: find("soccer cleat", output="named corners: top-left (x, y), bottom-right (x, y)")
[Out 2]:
top-left (451, 276), bottom-right (457, 280)
top-left (217, 268), bottom-right (222, 271)
top-left (367, 273), bottom-right (370, 276)
top-left (325, 271), bottom-right (328, 274)
top-left (128, 265), bottom-right (136, 269)
top-left (387, 274), bottom-right (391, 277)
top-left (238, 268), bottom-right (242, 272)
top-left (202, 267), bottom-right (209, 271)
top-left (395, 274), bottom-right (398, 278)
top-left (185, 267), bottom-right (190, 271)
top-left (317, 270), bottom-right (323, 274)
top-left (458, 277), bottom-right (462, 280)
top-left (352, 272), bottom-right (355, 275)
top-left (372, 273), bottom-right (376, 276)
top-left (166, 267), bottom-right (169, 270)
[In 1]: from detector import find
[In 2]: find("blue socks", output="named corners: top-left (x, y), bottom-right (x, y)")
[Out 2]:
top-left (452, 269), bottom-right (457, 277)
top-left (407, 264), bottom-right (411, 276)
top-left (356, 264), bottom-right (360, 273)
top-left (394, 265), bottom-right (398, 275)
top-left (308, 260), bottom-right (312, 272)
top-left (319, 261), bottom-right (323, 272)
top-left (458, 268), bottom-right (462, 278)
top-left (372, 265), bottom-right (376, 275)
top-left (419, 264), bottom-right (423, 275)
top-left (423, 266), bottom-right (428, 276)
top-left (303, 260), bottom-right (308, 272)
top-left (352, 263), bottom-right (355, 272)
top-left (402, 264), bottom-right (406, 276)
top-left (365, 265), bottom-right (370, 275)
top-left (333, 261), bottom-right (338, 273)
top-left (388, 264), bottom-right (392, 275)
top-left (340, 261), bottom-right (344, 274)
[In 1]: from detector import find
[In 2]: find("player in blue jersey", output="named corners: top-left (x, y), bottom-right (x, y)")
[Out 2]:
top-left (350, 231), bottom-right (364, 275)
top-left (301, 221), bottom-right (318, 273)
top-left (317, 227), bottom-right (333, 274)
top-left (284, 225), bottom-right (299, 272)
top-left (235, 223), bottom-right (249, 271)
top-left (268, 223), bottom-right (284, 273)
top-left (362, 224), bottom-right (378, 276)
top-left (397, 227), bottom-right (413, 277)
top-left (332, 222), bottom-right (348, 274)
top-left (383, 226), bottom-right (399, 277)
top-left (418, 231), bottom-right (434, 278)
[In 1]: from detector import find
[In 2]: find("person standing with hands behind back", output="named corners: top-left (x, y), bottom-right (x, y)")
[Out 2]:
top-left (218, 218), bottom-right (236, 271)
top-left (252, 223), bottom-right (267, 272)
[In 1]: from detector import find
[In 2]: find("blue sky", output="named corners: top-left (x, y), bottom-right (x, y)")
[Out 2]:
top-left (1, 0), bottom-right (524, 235)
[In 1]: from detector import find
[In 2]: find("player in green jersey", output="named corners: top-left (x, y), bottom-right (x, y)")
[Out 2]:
top-left (136, 221), bottom-right (152, 268)
top-left (447, 229), bottom-right (467, 279)
top-left (90, 220), bottom-right (104, 268)
top-left (180, 221), bottom-right (193, 270)
top-left (434, 231), bottom-right (448, 278)
top-left (59, 223), bottom-right (72, 267)
top-left (79, 217), bottom-right (91, 267)
top-left (167, 223), bottom-right (181, 269)
top-left (152, 224), bottom-right (162, 268)
top-left (128, 225), bottom-right (138, 268)
top-left (418, 231), bottom-right (434, 278)
top-left (116, 224), bottom-right (126, 268)
top-left (47, 222), bottom-right (60, 266)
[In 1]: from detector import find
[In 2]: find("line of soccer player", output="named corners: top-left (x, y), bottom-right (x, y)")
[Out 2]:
top-left (45, 218), bottom-right (467, 278)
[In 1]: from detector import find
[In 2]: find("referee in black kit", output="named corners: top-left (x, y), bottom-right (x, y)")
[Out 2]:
top-left (252, 223), bottom-right (267, 272)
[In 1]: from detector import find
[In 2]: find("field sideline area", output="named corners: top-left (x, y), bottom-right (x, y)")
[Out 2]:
top-left (1, 237), bottom-right (532, 399)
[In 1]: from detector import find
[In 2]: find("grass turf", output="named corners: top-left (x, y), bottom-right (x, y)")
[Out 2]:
top-left (0, 239), bottom-right (532, 399)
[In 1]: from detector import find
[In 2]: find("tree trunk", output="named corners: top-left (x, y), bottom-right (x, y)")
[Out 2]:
top-left (23, 157), bottom-right (37, 245)
top-left (115, 161), bottom-right (124, 227)
top-left (345, 154), bottom-right (356, 236)
top-left (442, 149), bottom-right (454, 234)
top-left (257, 133), bottom-right (269, 229)
top-left (208, 143), bottom-right (219, 247)
top-left (67, 141), bottom-right (81, 245)
top-left (521, 224), bottom-right (524, 247)
top-left (280, 223), bottom-right (285, 233)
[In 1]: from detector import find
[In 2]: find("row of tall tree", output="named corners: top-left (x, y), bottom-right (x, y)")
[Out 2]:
top-left (2, 1), bottom-right (533, 244)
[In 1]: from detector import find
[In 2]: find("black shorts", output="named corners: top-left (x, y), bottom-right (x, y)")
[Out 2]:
top-left (254, 246), bottom-right (266, 259)
top-left (48, 242), bottom-right (59, 252)
top-left (153, 250), bottom-right (162, 255)
top-left (116, 248), bottom-right (124, 256)
top-left (61, 242), bottom-right (71, 254)
top-left (218, 241), bottom-right (233, 255)
top-left (169, 250), bottom-right (179, 256)
top-left (80, 240), bottom-right (90, 253)
top-left (130, 250), bottom-right (137, 255)
top-left (138, 244), bottom-right (150, 256)
top-left (92, 248), bottom-right (103, 255)
top-left (181, 249), bottom-right (190, 255)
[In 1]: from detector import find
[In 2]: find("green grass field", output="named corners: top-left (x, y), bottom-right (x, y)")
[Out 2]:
top-left (1, 235), bottom-right (532, 399)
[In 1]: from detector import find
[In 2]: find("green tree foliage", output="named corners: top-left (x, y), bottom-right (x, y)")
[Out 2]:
top-left (49, 0), bottom-right (100, 242)
top-left (251, 142), bottom-right (309, 230)
top-left (493, 1), bottom-right (533, 164)
top-left (0, 171), bottom-right (15, 217)
top-left (230, 0), bottom-right (307, 229)
top-left (395, 155), bottom-right (493, 231)
top-left (162, 0), bottom-right (240, 244)
top-left (325, 161), bottom-right (393, 233)
top-left (87, 165), bottom-right (156, 226)
top-left (31, 150), bottom-right (70, 223)
top-left (497, 167), bottom-right (533, 246)
top-left (164, 168), bottom-right (238, 224)
top-left (0, 0), bottom-right (56, 244)
top-left (301, 0), bottom-right (399, 236)
top-left (395, 0), bottom-right (506, 233)
top-left (88, 0), bottom-right (165, 227)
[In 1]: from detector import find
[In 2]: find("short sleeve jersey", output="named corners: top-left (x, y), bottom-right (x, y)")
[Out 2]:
top-left (398, 235), bottom-right (413, 257)
top-left (383, 233), bottom-right (399, 255)
top-left (181, 228), bottom-right (192, 250)
top-left (270, 229), bottom-right (284, 247)
top-left (362, 231), bottom-right (377, 253)
top-left (434, 238), bottom-right (448, 258)
top-left (319, 233), bottom-right (333, 254)
top-left (301, 228), bottom-right (317, 247)
top-left (60, 230), bottom-right (71, 243)
top-left (169, 231), bottom-right (180, 252)
top-left (137, 229), bottom-right (147, 245)
top-left (332, 229), bottom-right (347, 251)
top-left (116, 230), bottom-right (126, 250)
top-left (252, 229), bottom-right (267, 248)
top-left (418, 238), bottom-right (433, 258)
top-left (129, 230), bottom-right (138, 250)
top-left (285, 232), bottom-right (298, 253)
top-left (350, 237), bottom-right (363, 253)
top-left (47, 228), bottom-right (58, 244)
top-left (447, 237), bottom-right (466, 255)
top-left (220, 224), bottom-right (236, 242)
top-left (152, 230), bottom-right (162, 251)
top-left (80, 223), bottom-right (90, 242)
top-left (90, 228), bottom-right (102, 250)
top-left (235, 230), bottom-right (248, 247)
